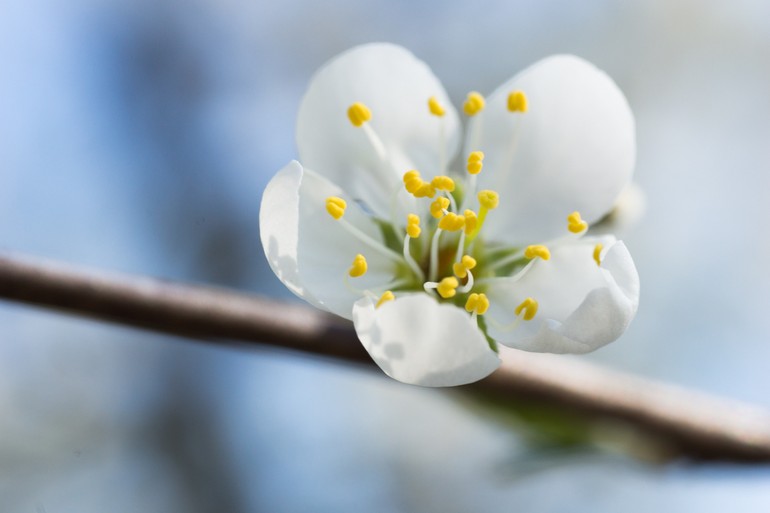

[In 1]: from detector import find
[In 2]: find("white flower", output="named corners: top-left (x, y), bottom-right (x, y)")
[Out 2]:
top-left (260, 43), bottom-right (640, 387)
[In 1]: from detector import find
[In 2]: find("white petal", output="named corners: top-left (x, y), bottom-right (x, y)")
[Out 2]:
top-left (259, 161), bottom-right (312, 300)
top-left (353, 294), bottom-right (500, 387)
top-left (260, 161), bottom-right (397, 319)
top-left (468, 55), bottom-right (635, 245)
top-left (297, 43), bottom-right (461, 219)
top-left (485, 237), bottom-right (639, 353)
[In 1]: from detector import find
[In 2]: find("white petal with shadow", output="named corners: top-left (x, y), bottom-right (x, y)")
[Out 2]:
top-left (485, 238), bottom-right (639, 353)
top-left (353, 294), bottom-right (500, 387)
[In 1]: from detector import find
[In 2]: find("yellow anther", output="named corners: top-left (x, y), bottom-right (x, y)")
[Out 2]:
top-left (413, 182), bottom-right (436, 198)
top-left (430, 197), bottom-right (450, 219)
top-left (467, 151), bottom-right (485, 175)
top-left (524, 245), bottom-right (551, 261)
top-left (465, 293), bottom-right (490, 315)
top-left (436, 277), bottom-right (459, 299)
top-left (438, 212), bottom-right (466, 231)
top-left (403, 170), bottom-right (422, 193)
top-left (593, 243), bottom-right (604, 267)
top-left (477, 190), bottom-right (500, 210)
top-left (348, 254), bottom-right (368, 278)
top-left (376, 290), bottom-right (395, 308)
top-left (515, 297), bottom-right (538, 321)
top-left (507, 90), bottom-right (528, 112)
top-left (463, 209), bottom-right (478, 235)
top-left (567, 211), bottom-right (588, 233)
top-left (406, 214), bottom-right (421, 238)
top-left (325, 196), bottom-right (347, 220)
top-left (452, 255), bottom-right (477, 279)
top-left (428, 96), bottom-right (446, 117)
top-left (463, 91), bottom-right (485, 116)
top-left (431, 175), bottom-right (455, 192)
top-left (347, 102), bottom-right (372, 127)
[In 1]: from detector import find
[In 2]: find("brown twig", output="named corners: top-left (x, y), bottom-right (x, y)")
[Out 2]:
top-left (0, 252), bottom-right (769, 462)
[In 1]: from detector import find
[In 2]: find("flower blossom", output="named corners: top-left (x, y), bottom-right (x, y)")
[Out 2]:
top-left (260, 43), bottom-right (640, 387)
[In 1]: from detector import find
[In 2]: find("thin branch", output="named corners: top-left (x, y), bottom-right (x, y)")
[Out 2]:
top-left (1, 252), bottom-right (769, 462)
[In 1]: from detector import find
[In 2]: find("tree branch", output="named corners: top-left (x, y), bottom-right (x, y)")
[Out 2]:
top-left (1, 252), bottom-right (769, 462)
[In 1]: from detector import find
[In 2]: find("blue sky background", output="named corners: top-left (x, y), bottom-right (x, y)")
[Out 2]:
top-left (1, 0), bottom-right (770, 511)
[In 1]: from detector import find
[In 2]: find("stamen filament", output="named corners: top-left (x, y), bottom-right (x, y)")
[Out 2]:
top-left (338, 218), bottom-right (403, 264)
top-left (403, 234), bottom-right (425, 282)
top-left (362, 123), bottom-right (387, 161)
top-left (457, 269), bottom-right (474, 293)
top-left (429, 228), bottom-right (443, 282)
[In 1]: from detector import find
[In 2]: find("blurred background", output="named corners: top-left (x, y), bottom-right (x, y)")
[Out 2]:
top-left (1, 0), bottom-right (770, 511)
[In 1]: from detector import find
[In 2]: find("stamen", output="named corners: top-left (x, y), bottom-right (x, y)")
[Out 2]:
top-left (438, 212), bottom-right (465, 232)
top-left (524, 245), bottom-right (551, 261)
top-left (463, 91), bottom-right (485, 116)
top-left (593, 243), bottom-right (604, 266)
top-left (428, 96), bottom-right (446, 117)
top-left (487, 296), bottom-right (538, 332)
top-left (466, 151), bottom-right (484, 175)
top-left (465, 293), bottom-right (489, 315)
top-left (428, 97), bottom-right (448, 174)
top-left (403, 170), bottom-right (422, 194)
top-left (349, 254), bottom-right (368, 278)
top-left (467, 190), bottom-right (499, 241)
top-left (403, 170), bottom-right (436, 199)
top-left (406, 213), bottom-right (421, 238)
top-left (463, 210), bottom-right (478, 235)
top-left (376, 290), bottom-right (395, 308)
top-left (436, 277), bottom-right (459, 298)
top-left (347, 102), bottom-right (387, 161)
top-left (477, 190), bottom-right (500, 210)
top-left (335, 215), bottom-right (404, 264)
top-left (515, 297), bottom-right (538, 321)
top-left (431, 176), bottom-right (455, 192)
top-left (325, 196), bottom-right (347, 220)
top-left (414, 183), bottom-right (436, 198)
top-left (452, 255), bottom-right (477, 279)
top-left (507, 90), bottom-right (528, 112)
top-left (403, 233), bottom-right (425, 282)
top-left (430, 197), bottom-right (450, 219)
top-left (567, 211), bottom-right (588, 234)
top-left (347, 102), bottom-right (372, 127)
top-left (429, 228), bottom-right (443, 282)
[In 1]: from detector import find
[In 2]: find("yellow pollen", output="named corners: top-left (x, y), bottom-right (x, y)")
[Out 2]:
top-left (524, 245), bottom-right (551, 261)
top-left (436, 277), bottom-right (459, 299)
top-left (376, 290), bottom-right (395, 308)
top-left (567, 211), bottom-right (588, 233)
top-left (593, 243), bottom-right (604, 266)
top-left (403, 170), bottom-right (422, 193)
top-left (430, 197), bottom-right (450, 219)
top-left (507, 90), bottom-right (528, 112)
top-left (467, 151), bottom-right (485, 175)
top-left (428, 96), bottom-right (446, 117)
top-left (414, 182), bottom-right (436, 198)
top-left (465, 293), bottom-right (490, 315)
top-left (348, 254), bottom-right (368, 278)
top-left (325, 196), bottom-right (347, 220)
top-left (406, 214), bottom-right (421, 238)
top-left (463, 210), bottom-right (478, 235)
top-left (431, 175), bottom-right (455, 192)
top-left (463, 91), bottom-right (485, 116)
top-left (347, 102), bottom-right (372, 127)
top-left (452, 255), bottom-right (477, 279)
top-left (515, 297), bottom-right (538, 321)
top-left (438, 212), bottom-right (466, 232)
top-left (477, 190), bottom-right (500, 210)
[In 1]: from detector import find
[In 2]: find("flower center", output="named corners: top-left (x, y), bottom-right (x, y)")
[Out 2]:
top-left (327, 94), bottom-right (600, 346)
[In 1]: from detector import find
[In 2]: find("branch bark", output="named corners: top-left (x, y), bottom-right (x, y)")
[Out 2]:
top-left (1, 252), bottom-right (769, 462)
